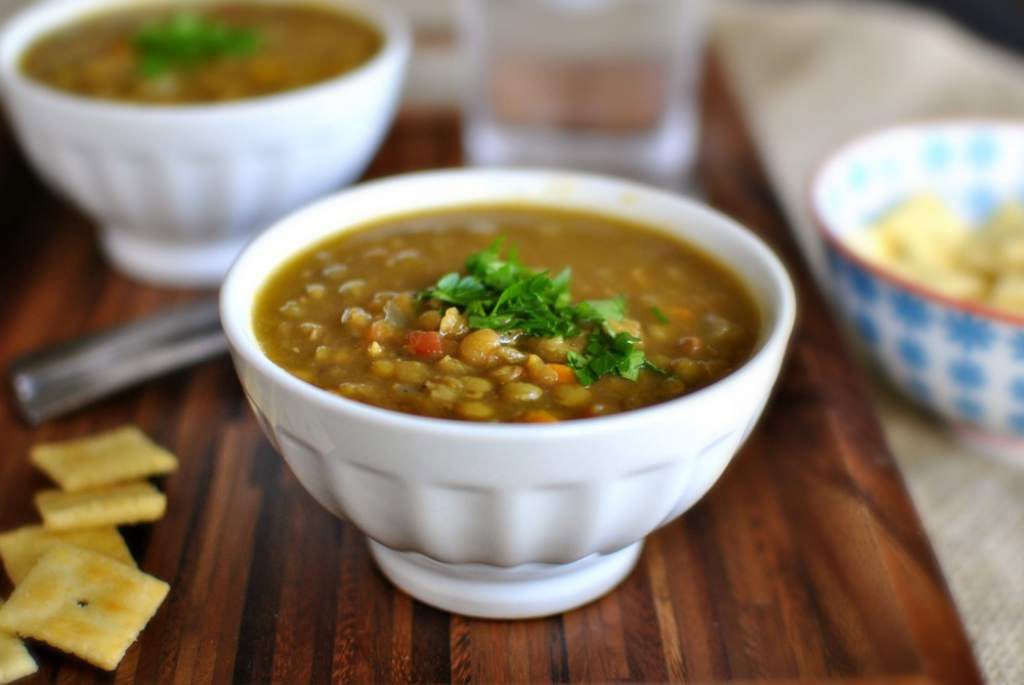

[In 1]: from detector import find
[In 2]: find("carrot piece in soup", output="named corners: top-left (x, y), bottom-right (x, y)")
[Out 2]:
top-left (405, 331), bottom-right (445, 360)
top-left (521, 409), bottom-right (558, 423)
top-left (547, 364), bottom-right (577, 384)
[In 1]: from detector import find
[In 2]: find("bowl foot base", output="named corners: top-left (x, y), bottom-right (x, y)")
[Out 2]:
top-left (101, 228), bottom-right (250, 287)
top-left (369, 539), bottom-right (644, 619)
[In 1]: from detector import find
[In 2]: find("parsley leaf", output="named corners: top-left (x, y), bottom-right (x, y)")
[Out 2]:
top-left (650, 306), bottom-right (670, 323)
top-left (421, 272), bottom-right (491, 307)
top-left (577, 297), bottom-right (627, 326)
top-left (464, 238), bottom-right (533, 291)
top-left (134, 12), bottom-right (261, 78)
top-left (567, 330), bottom-right (665, 387)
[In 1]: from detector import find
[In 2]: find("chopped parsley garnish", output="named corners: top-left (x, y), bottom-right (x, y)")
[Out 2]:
top-left (650, 306), bottom-right (670, 323)
top-left (420, 239), bottom-right (665, 386)
top-left (567, 331), bottom-right (661, 386)
top-left (422, 238), bottom-right (578, 337)
top-left (134, 12), bottom-right (261, 78)
top-left (577, 297), bottom-right (628, 327)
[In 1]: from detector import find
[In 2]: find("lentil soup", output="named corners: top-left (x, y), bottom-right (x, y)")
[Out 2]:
top-left (20, 2), bottom-right (382, 104)
top-left (253, 206), bottom-right (760, 423)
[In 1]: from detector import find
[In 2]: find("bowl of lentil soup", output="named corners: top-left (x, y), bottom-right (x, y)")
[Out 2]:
top-left (0, 0), bottom-right (409, 286)
top-left (221, 169), bottom-right (797, 618)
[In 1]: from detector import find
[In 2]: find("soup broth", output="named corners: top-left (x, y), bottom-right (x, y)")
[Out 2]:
top-left (253, 206), bottom-right (760, 423)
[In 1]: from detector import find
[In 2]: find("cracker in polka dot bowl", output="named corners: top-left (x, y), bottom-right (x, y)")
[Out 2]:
top-left (811, 120), bottom-right (1024, 465)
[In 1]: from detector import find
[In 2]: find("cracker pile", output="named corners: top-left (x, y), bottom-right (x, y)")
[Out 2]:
top-left (846, 194), bottom-right (1024, 313)
top-left (0, 602), bottom-right (35, 685)
top-left (0, 426), bottom-right (176, 682)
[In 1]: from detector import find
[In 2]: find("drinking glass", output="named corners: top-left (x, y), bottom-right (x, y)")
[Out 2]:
top-left (458, 0), bottom-right (709, 188)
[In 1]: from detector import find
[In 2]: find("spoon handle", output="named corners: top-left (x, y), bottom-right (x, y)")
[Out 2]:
top-left (9, 299), bottom-right (228, 425)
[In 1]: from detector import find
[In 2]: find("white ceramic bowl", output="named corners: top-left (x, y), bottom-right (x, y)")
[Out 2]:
top-left (812, 121), bottom-right (1024, 465)
top-left (221, 169), bottom-right (797, 618)
top-left (0, 0), bottom-right (409, 287)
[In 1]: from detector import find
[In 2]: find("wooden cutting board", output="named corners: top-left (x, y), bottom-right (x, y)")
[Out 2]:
top-left (0, 60), bottom-right (981, 684)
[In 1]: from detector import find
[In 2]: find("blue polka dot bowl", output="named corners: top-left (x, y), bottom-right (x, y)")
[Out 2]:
top-left (811, 120), bottom-right (1024, 465)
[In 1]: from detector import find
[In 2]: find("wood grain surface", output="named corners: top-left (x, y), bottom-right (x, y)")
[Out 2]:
top-left (0, 61), bottom-right (982, 684)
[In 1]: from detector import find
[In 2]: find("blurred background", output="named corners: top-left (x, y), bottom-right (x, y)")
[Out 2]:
top-left (891, 0), bottom-right (1024, 49)
top-left (390, 0), bottom-right (1024, 105)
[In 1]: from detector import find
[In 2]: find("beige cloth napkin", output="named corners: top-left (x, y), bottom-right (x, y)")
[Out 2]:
top-left (715, 2), bottom-right (1024, 682)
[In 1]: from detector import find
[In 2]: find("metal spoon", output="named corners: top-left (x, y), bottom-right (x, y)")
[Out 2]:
top-left (9, 299), bottom-right (227, 425)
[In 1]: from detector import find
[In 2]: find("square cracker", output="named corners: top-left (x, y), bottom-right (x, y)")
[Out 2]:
top-left (0, 601), bottom-right (37, 685)
top-left (0, 525), bottom-right (134, 585)
top-left (31, 426), bottom-right (178, 492)
top-left (35, 482), bottom-right (166, 531)
top-left (0, 545), bottom-right (168, 672)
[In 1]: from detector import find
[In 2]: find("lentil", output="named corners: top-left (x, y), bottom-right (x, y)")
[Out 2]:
top-left (502, 382), bottom-right (544, 403)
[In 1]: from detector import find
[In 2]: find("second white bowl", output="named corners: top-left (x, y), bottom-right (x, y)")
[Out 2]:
top-left (0, 0), bottom-right (410, 287)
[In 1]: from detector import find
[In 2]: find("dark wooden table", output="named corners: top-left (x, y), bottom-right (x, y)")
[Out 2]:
top-left (0, 61), bottom-right (982, 684)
